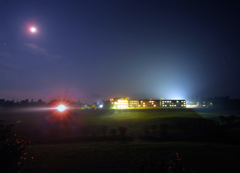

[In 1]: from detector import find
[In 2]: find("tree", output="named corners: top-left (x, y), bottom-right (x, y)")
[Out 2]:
top-left (101, 126), bottom-right (108, 136)
top-left (118, 126), bottom-right (127, 137)
top-left (160, 123), bottom-right (168, 138)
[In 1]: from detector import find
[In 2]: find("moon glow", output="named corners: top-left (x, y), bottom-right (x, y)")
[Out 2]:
top-left (30, 27), bottom-right (36, 33)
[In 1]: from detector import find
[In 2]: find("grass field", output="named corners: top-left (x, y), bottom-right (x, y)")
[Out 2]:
top-left (1, 108), bottom-right (240, 172)
top-left (0, 108), bottom-right (210, 141)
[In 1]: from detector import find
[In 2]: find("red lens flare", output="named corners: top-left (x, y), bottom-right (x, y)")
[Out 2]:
top-left (49, 100), bottom-right (70, 118)
top-left (47, 100), bottom-right (76, 130)
top-left (56, 104), bottom-right (66, 112)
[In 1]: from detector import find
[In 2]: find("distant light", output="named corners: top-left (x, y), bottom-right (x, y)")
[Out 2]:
top-left (56, 104), bottom-right (66, 112)
top-left (30, 27), bottom-right (36, 33)
top-left (99, 105), bottom-right (103, 108)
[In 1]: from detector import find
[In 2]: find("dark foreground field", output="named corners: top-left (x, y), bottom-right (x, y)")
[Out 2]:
top-left (24, 141), bottom-right (240, 173)
top-left (1, 108), bottom-right (240, 172)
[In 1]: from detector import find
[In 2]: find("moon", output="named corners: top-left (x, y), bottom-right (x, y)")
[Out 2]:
top-left (30, 27), bottom-right (36, 33)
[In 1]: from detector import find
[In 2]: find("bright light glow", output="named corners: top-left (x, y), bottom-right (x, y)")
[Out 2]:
top-left (99, 105), bottom-right (103, 108)
top-left (30, 27), bottom-right (36, 32)
top-left (186, 105), bottom-right (198, 108)
top-left (56, 104), bottom-right (66, 112)
top-left (114, 99), bottom-right (128, 108)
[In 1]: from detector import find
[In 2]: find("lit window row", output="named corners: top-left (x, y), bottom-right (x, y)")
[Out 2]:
top-left (118, 100), bottom-right (128, 103)
top-left (163, 101), bottom-right (172, 103)
top-left (117, 105), bottom-right (128, 108)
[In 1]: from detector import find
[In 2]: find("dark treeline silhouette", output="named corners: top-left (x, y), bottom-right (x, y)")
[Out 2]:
top-left (1, 96), bottom-right (240, 109)
top-left (0, 99), bottom-right (83, 109)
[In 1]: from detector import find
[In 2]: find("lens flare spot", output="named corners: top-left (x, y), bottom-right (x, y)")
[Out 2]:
top-left (56, 104), bottom-right (66, 112)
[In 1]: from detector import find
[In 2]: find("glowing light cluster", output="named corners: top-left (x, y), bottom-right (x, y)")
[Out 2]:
top-left (114, 99), bottom-right (128, 108)
top-left (56, 104), bottom-right (66, 112)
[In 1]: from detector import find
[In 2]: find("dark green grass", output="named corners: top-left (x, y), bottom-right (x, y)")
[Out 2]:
top-left (23, 141), bottom-right (240, 173)
top-left (0, 108), bottom-right (209, 141)
top-left (1, 108), bottom-right (240, 172)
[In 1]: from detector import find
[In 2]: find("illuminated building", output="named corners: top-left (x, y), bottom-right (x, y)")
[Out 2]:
top-left (139, 100), bottom-right (160, 107)
top-left (110, 97), bottom-right (129, 108)
top-left (105, 97), bottom-right (186, 109)
top-left (129, 100), bottom-right (139, 107)
top-left (160, 100), bottom-right (186, 107)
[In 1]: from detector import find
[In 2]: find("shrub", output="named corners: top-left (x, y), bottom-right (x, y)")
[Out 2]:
top-left (219, 115), bottom-right (225, 124)
top-left (160, 123), bottom-right (168, 138)
top-left (118, 126), bottom-right (127, 137)
top-left (143, 126), bottom-right (150, 135)
top-left (110, 129), bottom-right (117, 136)
top-left (151, 125), bottom-right (157, 133)
top-left (219, 115), bottom-right (239, 124)
top-left (0, 121), bottom-right (32, 173)
top-left (91, 131), bottom-right (97, 138)
top-left (227, 115), bottom-right (239, 123)
top-left (101, 126), bottom-right (108, 136)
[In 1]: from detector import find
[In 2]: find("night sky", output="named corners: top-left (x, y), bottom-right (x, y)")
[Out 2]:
top-left (0, 0), bottom-right (239, 103)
